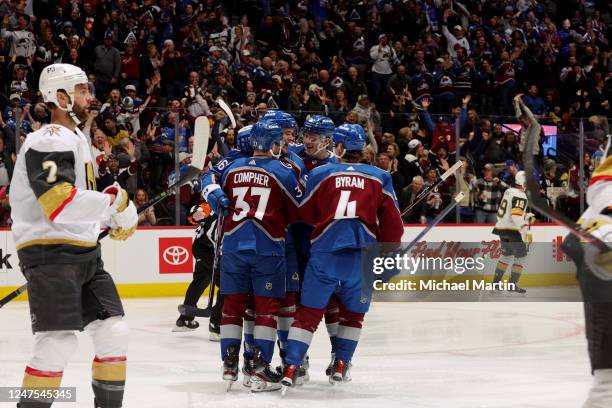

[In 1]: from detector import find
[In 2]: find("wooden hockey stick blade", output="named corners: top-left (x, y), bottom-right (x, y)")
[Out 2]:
top-left (192, 115), bottom-right (210, 170)
top-left (522, 125), bottom-right (608, 251)
top-left (178, 303), bottom-right (212, 317)
top-left (440, 160), bottom-right (463, 181)
top-left (217, 98), bottom-right (237, 129)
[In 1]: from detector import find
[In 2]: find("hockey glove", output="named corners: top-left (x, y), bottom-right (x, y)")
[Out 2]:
top-left (205, 185), bottom-right (231, 217)
top-left (103, 183), bottom-right (130, 216)
top-left (103, 183), bottom-right (138, 240)
top-left (524, 212), bottom-right (536, 225)
top-left (584, 245), bottom-right (612, 281)
top-left (191, 178), bottom-right (202, 194)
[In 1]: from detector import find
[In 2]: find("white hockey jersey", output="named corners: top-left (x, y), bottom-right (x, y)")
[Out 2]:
top-left (10, 124), bottom-right (114, 265)
top-left (494, 187), bottom-right (529, 232)
top-left (579, 156), bottom-right (612, 278)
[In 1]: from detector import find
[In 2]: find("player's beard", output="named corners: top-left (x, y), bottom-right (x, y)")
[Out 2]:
top-left (72, 102), bottom-right (90, 123)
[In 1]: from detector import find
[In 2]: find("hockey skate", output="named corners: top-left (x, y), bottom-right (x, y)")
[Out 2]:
top-left (295, 355), bottom-right (310, 385)
top-left (329, 359), bottom-right (352, 384)
top-left (280, 364), bottom-right (299, 396)
top-left (325, 353), bottom-right (335, 376)
top-left (172, 318), bottom-right (199, 332)
top-left (508, 286), bottom-right (527, 294)
top-left (250, 347), bottom-right (282, 393)
top-left (209, 322), bottom-right (220, 342)
top-left (222, 346), bottom-right (239, 391)
top-left (242, 358), bottom-right (253, 387)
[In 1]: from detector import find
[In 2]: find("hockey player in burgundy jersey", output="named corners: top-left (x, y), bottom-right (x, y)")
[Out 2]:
top-left (288, 114), bottom-right (337, 171)
top-left (260, 110), bottom-right (308, 375)
top-left (288, 114), bottom-right (344, 377)
top-left (281, 123), bottom-right (403, 390)
top-left (217, 120), bottom-right (303, 392)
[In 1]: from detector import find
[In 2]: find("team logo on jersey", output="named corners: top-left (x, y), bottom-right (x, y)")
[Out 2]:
top-left (280, 160), bottom-right (293, 169)
top-left (360, 296), bottom-right (368, 304)
top-left (159, 237), bottom-right (194, 274)
top-left (30, 313), bottom-right (37, 326)
top-left (292, 272), bottom-right (299, 281)
top-left (265, 282), bottom-right (273, 290)
top-left (46, 126), bottom-right (61, 136)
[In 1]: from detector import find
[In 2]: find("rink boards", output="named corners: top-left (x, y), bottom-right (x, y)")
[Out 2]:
top-left (0, 224), bottom-right (575, 300)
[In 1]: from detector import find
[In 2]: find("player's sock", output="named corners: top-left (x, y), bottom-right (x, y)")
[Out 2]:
top-left (325, 299), bottom-right (340, 353)
top-left (19, 366), bottom-right (63, 407)
top-left (253, 296), bottom-right (281, 364)
top-left (285, 306), bottom-right (325, 366)
top-left (509, 264), bottom-right (526, 293)
top-left (493, 260), bottom-right (509, 284)
top-left (335, 310), bottom-right (365, 363)
top-left (220, 293), bottom-right (248, 361)
top-left (243, 307), bottom-right (255, 359)
top-left (277, 292), bottom-right (298, 359)
top-left (92, 356), bottom-right (126, 408)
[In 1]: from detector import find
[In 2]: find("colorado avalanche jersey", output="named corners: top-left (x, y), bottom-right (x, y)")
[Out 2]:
top-left (300, 163), bottom-right (404, 252)
top-left (288, 143), bottom-right (337, 172)
top-left (220, 157), bottom-right (302, 255)
top-left (10, 124), bottom-right (113, 265)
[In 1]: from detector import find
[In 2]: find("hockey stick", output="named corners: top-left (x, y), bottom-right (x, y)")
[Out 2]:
top-left (178, 213), bottom-right (225, 318)
top-left (522, 125), bottom-right (609, 252)
top-left (401, 161), bottom-right (462, 218)
top-left (217, 98), bottom-right (237, 129)
top-left (0, 116), bottom-right (211, 309)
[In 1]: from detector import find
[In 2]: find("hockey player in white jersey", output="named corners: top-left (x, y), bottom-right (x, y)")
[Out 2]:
top-left (491, 171), bottom-right (535, 293)
top-left (10, 64), bottom-right (138, 408)
top-left (560, 142), bottom-right (612, 408)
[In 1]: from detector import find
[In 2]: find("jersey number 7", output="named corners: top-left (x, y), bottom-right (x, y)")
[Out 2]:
top-left (232, 187), bottom-right (271, 221)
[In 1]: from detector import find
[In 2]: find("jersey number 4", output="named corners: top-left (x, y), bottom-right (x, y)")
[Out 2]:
top-left (232, 187), bottom-right (271, 221)
top-left (335, 190), bottom-right (357, 219)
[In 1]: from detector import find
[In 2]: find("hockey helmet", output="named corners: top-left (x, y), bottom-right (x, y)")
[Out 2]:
top-left (251, 120), bottom-right (283, 154)
top-left (515, 171), bottom-right (527, 187)
top-left (236, 125), bottom-right (254, 155)
top-left (39, 63), bottom-right (89, 124)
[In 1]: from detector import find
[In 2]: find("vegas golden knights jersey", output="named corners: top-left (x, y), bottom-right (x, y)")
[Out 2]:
top-left (10, 124), bottom-right (114, 265)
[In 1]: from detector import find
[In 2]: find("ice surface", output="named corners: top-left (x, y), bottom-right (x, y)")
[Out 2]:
top-left (0, 298), bottom-right (592, 407)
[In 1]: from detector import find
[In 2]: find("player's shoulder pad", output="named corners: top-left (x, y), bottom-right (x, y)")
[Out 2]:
top-left (225, 149), bottom-right (248, 162)
top-left (24, 124), bottom-right (78, 153)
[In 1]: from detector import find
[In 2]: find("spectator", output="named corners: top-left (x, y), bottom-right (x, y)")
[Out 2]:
top-left (342, 66), bottom-right (368, 107)
top-left (522, 84), bottom-right (547, 117)
top-left (474, 164), bottom-right (508, 224)
top-left (135, 188), bottom-right (157, 226)
top-left (1, 14), bottom-right (36, 59)
top-left (399, 175), bottom-right (426, 224)
top-left (93, 30), bottom-right (121, 99)
top-left (423, 168), bottom-right (450, 222)
top-left (514, 94), bottom-right (542, 166)
top-left (369, 34), bottom-right (398, 107)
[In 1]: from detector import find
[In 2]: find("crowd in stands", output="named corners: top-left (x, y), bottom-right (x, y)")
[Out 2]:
top-left (0, 0), bottom-right (611, 226)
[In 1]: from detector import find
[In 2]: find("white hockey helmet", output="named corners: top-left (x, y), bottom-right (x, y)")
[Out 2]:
top-left (39, 63), bottom-right (89, 124)
top-left (515, 171), bottom-right (527, 187)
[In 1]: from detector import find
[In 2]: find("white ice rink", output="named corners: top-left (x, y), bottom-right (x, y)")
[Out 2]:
top-left (0, 298), bottom-right (593, 407)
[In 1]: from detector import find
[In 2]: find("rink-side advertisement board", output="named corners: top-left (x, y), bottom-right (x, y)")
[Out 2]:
top-left (0, 225), bottom-right (579, 301)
